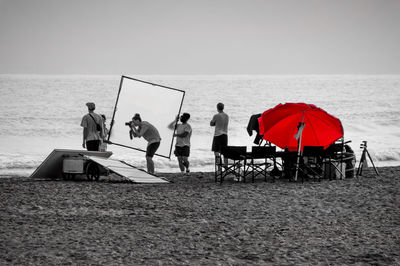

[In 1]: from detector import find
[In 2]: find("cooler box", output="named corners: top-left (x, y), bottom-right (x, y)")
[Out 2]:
top-left (63, 157), bottom-right (85, 174)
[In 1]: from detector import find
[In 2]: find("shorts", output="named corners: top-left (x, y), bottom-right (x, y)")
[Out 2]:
top-left (86, 140), bottom-right (100, 151)
top-left (146, 142), bottom-right (160, 157)
top-left (212, 134), bottom-right (228, 152)
top-left (174, 146), bottom-right (190, 157)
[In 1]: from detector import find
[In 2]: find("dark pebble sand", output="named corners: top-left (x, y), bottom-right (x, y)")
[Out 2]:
top-left (1, 167), bottom-right (399, 265)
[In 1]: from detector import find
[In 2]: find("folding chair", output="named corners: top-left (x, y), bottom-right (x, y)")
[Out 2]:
top-left (246, 146), bottom-right (276, 182)
top-left (281, 150), bottom-right (298, 180)
top-left (301, 146), bottom-right (325, 181)
top-left (215, 146), bottom-right (248, 184)
top-left (324, 141), bottom-right (346, 180)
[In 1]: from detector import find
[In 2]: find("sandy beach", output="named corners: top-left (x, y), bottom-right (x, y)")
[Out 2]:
top-left (1, 166), bottom-right (399, 265)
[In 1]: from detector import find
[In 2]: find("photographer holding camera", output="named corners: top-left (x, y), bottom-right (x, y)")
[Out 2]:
top-left (128, 113), bottom-right (161, 174)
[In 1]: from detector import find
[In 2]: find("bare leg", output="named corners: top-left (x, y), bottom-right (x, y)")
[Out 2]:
top-left (182, 156), bottom-right (190, 172)
top-left (177, 156), bottom-right (185, 172)
top-left (215, 152), bottom-right (222, 173)
top-left (216, 152), bottom-right (228, 166)
top-left (146, 156), bottom-right (155, 174)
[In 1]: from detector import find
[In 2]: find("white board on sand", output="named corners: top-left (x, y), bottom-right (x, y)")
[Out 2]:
top-left (108, 76), bottom-right (185, 159)
top-left (30, 149), bottom-right (113, 179)
top-left (85, 156), bottom-right (169, 183)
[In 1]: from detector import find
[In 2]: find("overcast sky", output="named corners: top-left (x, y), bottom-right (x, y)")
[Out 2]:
top-left (0, 0), bottom-right (399, 75)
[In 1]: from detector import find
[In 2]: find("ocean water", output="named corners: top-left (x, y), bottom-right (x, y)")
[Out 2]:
top-left (1, 74), bottom-right (399, 176)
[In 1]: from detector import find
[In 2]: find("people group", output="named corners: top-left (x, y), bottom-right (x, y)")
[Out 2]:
top-left (81, 102), bottom-right (229, 175)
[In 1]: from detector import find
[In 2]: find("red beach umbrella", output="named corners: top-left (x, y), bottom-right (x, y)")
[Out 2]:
top-left (258, 103), bottom-right (343, 151)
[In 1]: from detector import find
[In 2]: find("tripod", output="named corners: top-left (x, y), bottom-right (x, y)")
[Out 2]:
top-left (356, 141), bottom-right (380, 177)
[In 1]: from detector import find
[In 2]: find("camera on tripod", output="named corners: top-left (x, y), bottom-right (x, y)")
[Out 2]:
top-left (360, 140), bottom-right (367, 149)
top-left (356, 140), bottom-right (380, 177)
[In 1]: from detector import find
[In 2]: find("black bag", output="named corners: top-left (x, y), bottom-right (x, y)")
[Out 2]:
top-left (89, 114), bottom-right (101, 131)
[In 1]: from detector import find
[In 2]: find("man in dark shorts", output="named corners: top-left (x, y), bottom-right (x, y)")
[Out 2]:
top-left (129, 113), bottom-right (161, 174)
top-left (210, 102), bottom-right (229, 171)
top-left (168, 113), bottom-right (192, 174)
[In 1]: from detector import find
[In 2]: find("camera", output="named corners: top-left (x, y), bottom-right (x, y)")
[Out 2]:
top-left (360, 140), bottom-right (367, 149)
top-left (125, 121), bottom-right (137, 140)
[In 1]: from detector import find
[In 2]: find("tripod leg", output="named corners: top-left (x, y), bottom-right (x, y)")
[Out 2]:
top-left (356, 149), bottom-right (366, 177)
top-left (358, 161), bottom-right (364, 176)
top-left (366, 149), bottom-right (380, 176)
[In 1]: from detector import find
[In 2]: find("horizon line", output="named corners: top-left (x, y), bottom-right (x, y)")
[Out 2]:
top-left (1, 73), bottom-right (400, 76)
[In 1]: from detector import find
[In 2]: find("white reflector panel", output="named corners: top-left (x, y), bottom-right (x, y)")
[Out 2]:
top-left (108, 76), bottom-right (185, 158)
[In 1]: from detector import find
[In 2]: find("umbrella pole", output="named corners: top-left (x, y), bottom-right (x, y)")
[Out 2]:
top-left (294, 136), bottom-right (302, 181)
top-left (294, 121), bottom-right (305, 181)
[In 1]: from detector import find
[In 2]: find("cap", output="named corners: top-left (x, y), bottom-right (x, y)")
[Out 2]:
top-left (86, 102), bottom-right (95, 110)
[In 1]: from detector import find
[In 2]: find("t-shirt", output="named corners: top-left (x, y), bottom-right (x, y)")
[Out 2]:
top-left (138, 121), bottom-right (161, 145)
top-left (81, 112), bottom-right (102, 141)
top-left (211, 112), bottom-right (229, 136)
top-left (175, 123), bottom-right (192, 147)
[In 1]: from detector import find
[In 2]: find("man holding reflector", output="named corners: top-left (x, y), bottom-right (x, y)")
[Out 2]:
top-left (127, 113), bottom-right (161, 174)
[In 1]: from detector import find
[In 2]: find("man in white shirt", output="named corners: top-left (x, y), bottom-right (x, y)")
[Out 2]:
top-left (210, 102), bottom-right (229, 171)
top-left (168, 113), bottom-right (192, 174)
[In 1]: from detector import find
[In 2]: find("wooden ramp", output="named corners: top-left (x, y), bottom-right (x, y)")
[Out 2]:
top-left (86, 156), bottom-right (169, 183)
top-left (30, 149), bottom-right (113, 179)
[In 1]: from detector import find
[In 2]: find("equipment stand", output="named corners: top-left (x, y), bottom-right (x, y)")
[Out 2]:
top-left (356, 141), bottom-right (380, 177)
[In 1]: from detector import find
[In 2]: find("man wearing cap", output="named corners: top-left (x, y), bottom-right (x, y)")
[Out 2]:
top-left (81, 102), bottom-right (103, 151)
top-left (129, 113), bottom-right (161, 174)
